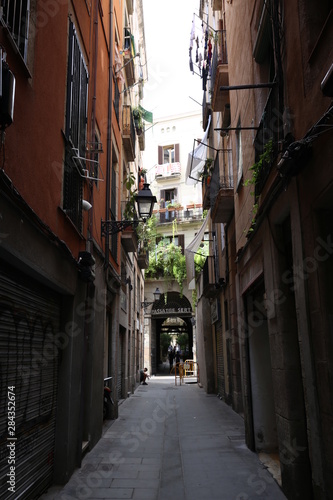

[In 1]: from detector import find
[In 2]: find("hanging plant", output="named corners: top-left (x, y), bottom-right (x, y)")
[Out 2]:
top-left (243, 139), bottom-right (274, 234)
top-left (146, 239), bottom-right (186, 296)
top-left (244, 139), bottom-right (274, 189)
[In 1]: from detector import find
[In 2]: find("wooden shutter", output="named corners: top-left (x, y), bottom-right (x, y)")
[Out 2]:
top-left (175, 143), bottom-right (180, 162)
top-left (158, 146), bottom-right (163, 164)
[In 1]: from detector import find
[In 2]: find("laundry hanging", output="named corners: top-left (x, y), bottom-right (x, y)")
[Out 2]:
top-left (185, 115), bottom-right (212, 185)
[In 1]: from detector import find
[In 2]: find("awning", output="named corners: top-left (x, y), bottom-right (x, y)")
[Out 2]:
top-left (185, 115), bottom-right (211, 185)
top-left (139, 105), bottom-right (153, 124)
top-left (185, 209), bottom-right (211, 289)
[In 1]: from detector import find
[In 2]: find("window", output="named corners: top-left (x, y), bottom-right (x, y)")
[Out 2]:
top-left (158, 144), bottom-right (180, 164)
top-left (235, 119), bottom-right (243, 190)
top-left (160, 188), bottom-right (177, 205)
top-left (1, 0), bottom-right (29, 61)
top-left (63, 20), bottom-right (89, 230)
top-left (164, 146), bottom-right (175, 163)
top-left (65, 20), bottom-right (88, 155)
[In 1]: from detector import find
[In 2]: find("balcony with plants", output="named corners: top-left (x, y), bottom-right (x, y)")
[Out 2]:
top-left (120, 172), bottom-right (139, 253)
top-left (154, 202), bottom-right (203, 225)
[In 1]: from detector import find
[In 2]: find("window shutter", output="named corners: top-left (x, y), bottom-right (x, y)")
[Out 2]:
top-left (158, 146), bottom-right (163, 164)
top-left (159, 189), bottom-right (165, 203)
top-left (175, 143), bottom-right (180, 162)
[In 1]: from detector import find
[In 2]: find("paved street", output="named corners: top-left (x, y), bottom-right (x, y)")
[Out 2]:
top-left (40, 375), bottom-right (286, 500)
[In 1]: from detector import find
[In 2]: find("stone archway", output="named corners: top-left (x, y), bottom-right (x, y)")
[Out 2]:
top-left (150, 292), bottom-right (193, 374)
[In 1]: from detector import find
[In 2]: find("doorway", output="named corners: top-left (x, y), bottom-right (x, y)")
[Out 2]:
top-left (245, 280), bottom-right (278, 452)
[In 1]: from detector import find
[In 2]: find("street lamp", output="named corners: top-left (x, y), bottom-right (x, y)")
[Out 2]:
top-left (141, 287), bottom-right (162, 309)
top-left (101, 183), bottom-right (157, 236)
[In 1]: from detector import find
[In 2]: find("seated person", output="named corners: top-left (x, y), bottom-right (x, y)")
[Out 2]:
top-left (140, 367), bottom-right (150, 385)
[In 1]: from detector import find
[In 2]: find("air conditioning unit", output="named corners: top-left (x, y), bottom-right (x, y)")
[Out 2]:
top-left (0, 62), bottom-right (15, 128)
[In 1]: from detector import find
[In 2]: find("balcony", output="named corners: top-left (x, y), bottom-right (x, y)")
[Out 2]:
top-left (211, 31), bottom-right (229, 112)
top-left (137, 244), bottom-right (149, 269)
top-left (202, 256), bottom-right (220, 299)
top-left (120, 200), bottom-right (138, 253)
top-left (155, 162), bottom-right (181, 179)
top-left (122, 105), bottom-right (136, 161)
top-left (210, 150), bottom-right (234, 223)
top-left (121, 226), bottom-right (138, 253)
top-left (123, 28), bottom-right (136, 87)
top-left (154, 206), bottom-right (203, 225)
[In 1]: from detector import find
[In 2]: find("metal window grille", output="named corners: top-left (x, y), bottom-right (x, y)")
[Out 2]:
top-left (65, 20), bottom-right (88, 156)
top-left (63, 145), bottom-right (83, 230)
top-left (63, 20), bottom-right (88, 230)
top-left (1, 0), bottom-right (30, 61)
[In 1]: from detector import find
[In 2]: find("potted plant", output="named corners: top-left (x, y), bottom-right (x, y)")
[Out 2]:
top-left (199, 158), bottom-right (214, 185)
top-left (123, 172), bottom-right (137, 221)
top-left (132, 106), bottom-right (144, 136)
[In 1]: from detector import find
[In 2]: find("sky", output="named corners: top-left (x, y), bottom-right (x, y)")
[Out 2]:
top-left (141, 0), bottom-right (203, 119)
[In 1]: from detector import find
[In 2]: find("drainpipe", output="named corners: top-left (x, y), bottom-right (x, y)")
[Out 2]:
top-left (105, 0), bottom-right (113, 269)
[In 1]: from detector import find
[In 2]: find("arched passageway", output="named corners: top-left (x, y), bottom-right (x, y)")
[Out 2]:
top-left (150, 292), bottom-right (193, 374)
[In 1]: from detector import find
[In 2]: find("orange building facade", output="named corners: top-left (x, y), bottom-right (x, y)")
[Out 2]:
top-left (0, 0), bottom-right (148, 496)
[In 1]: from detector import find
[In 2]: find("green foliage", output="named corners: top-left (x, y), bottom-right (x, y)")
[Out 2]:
top-left (244, 139), bottom-right (274, 188)
top-left (192, 289), bottom-right (197, 312)
top-left (146, 239), bottom-right (187, 295)
top-left (194, 241), bottom-right (209, 274)
top-left (136, 214), bottom-right (157, 252)
top-left (243, 139), bottom-right (274, 234)
top-left (123, 172), bottom-right (137, 220)
top-left (160, 333), bottom-right (172, 356)
top-left (177, 333), bottom-right (189, 352)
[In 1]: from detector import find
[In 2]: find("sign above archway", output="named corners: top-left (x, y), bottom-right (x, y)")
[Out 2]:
top-left (151, 291), bottom-right (192, 318)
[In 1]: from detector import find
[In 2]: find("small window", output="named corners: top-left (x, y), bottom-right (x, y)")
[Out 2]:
top-left (158, 144), bottom-right (180, 164)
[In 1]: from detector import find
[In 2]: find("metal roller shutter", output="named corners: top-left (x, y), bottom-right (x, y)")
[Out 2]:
top-left (0, 265), bottom-right (61, 499)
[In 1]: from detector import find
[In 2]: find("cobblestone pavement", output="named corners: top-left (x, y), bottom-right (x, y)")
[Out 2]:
top-left (39, 375), bottom-right (287, 500)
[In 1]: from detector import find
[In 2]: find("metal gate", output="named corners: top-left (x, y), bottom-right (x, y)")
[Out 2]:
top-left (0, 265), bottom-right (61, 499)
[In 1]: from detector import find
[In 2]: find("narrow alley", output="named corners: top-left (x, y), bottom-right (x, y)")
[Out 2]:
top-left (40, 375), bottom-right (286, 500)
